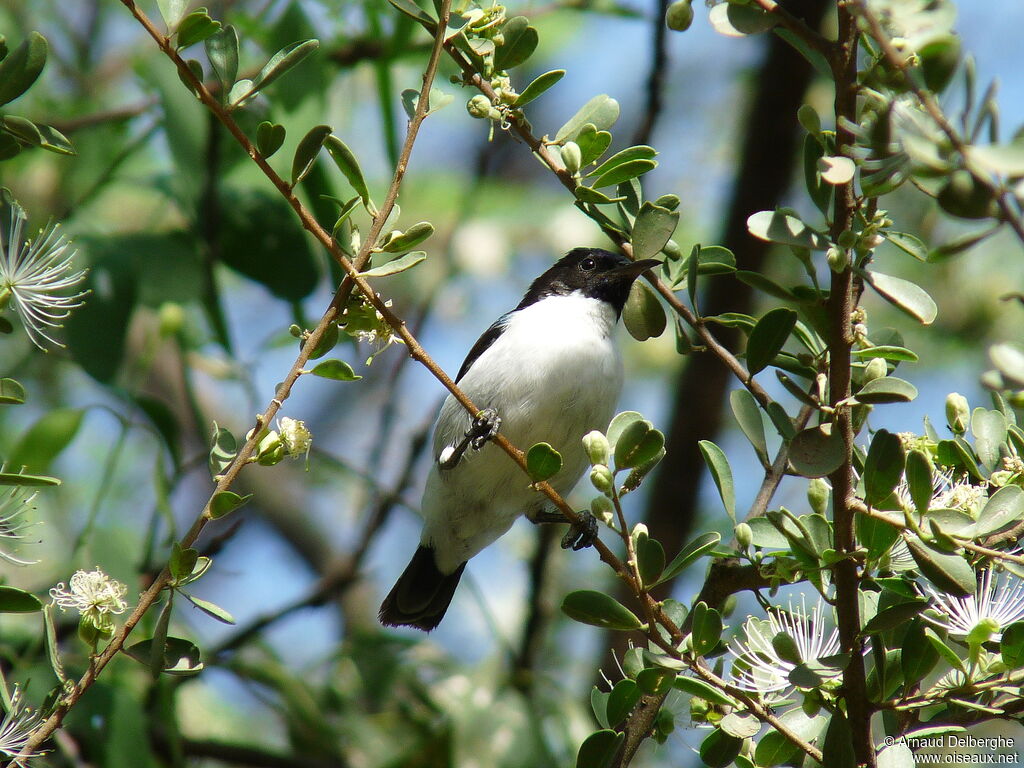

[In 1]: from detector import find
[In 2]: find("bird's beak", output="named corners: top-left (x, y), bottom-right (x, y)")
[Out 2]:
top-left (604, 258), bottom-right (662, 281)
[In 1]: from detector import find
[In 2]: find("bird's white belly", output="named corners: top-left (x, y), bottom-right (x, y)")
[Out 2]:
top-left (422, 294), bottom-right (623, 572)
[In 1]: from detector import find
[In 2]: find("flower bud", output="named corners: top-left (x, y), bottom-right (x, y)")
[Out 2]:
top-left (826, 246), bottom-right (849, 272)
top-left (582, 430), bottom-right (610, 465)
top-left (158, 302), bottom-right (185, 337)
top-left (807, 477), bottom-right (830, 516)
top-left (467, 94), bottom-right (492, 119)
top-left (665, 0), bottom-right (693, 31)
top-left (863, 357), bottom-right (887, 383)
top-left (560, 141), bottom-right (582, 175)
top-left (590, 464), bottom-right (614, 495)
top-left (838, 230), bottom-right (857, 250)
top-left (945, 392), bottom-right (970, 435)
top-left (591, 494), bottom-right (614, 523)
top-left (734, 522), bottom-right (752, 550)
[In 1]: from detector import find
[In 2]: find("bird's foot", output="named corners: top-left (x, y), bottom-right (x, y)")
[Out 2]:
top-left (561, 511), bottom-right (599, 551)
top-left (438, 408), bottom-right (502, 470)
top-left (468, 408), bottom-right (501, 450)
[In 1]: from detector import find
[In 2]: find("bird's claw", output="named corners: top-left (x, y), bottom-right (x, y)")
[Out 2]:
top-left (469, 408), bottom-right (501, 450)
top-left (438, 408), bottom-right (501, 471)
top-left (561, 511), bottom-right (599, 551)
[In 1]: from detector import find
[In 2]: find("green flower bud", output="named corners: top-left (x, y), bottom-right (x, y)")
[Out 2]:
top-left (590, 464), bottom-right (614, 495)
top-left (560, 141), bottom-right (582, 175)
top-left (665, 0), bottom-right (693, 31)
top-left (591, 494), bottom-right (614, 523)
top-left (837, 230), bottom-right (857, 250)
top-left (582, 430), bottom-right (610, 465)
top-left (158, 302), bottom-right (185, 337)
top-left (807, 477), bottom-right (830, 516)
top-left (945, 392), bottom-right (970, 435)
top-left (467, 94), bottom-right (492, 119)
top-left (734, 522), bottom-right (752, 550)
top-left (826, 246), bottom-right (849, 272)
top-left (863, 357), bottom-right (887, 383)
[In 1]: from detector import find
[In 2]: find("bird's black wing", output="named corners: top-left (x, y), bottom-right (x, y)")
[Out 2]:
top-left (455, 313), bottom-right (510, 383)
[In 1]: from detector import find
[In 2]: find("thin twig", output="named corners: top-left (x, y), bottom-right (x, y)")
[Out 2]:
top-left (749, 0), bottom-right (833, 57)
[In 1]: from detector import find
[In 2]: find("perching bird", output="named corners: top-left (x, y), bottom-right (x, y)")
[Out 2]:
top-left (379, 247), bottom-right (660, 631)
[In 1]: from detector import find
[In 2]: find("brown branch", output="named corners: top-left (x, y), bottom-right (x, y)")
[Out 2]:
top-left (828, 4), bottom-right (873, 765)
top-left (853, 0), bottom-right (1024, 247)
top-left (750, 0), bottom-right (833, 57)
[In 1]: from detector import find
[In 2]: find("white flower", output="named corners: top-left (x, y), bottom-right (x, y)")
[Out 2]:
top-left (49, 568), bottom-right (128, 628)
top-left (277, 416), bottom-right (312, 459)
top-left (0, 488), bottom-right (39, 566)
top-left (925, 567), bottom-right (1024, 642)
top-left (896, 468), bottom-right (986, 517)
top-left (0, 685), bottom-right (45, 766)
top-left (0, 198), bottom-right (88, 350)
top-left (728, 595), bottom-right (841, 694)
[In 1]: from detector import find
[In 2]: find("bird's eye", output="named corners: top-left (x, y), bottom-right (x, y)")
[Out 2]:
top-left (580, 257), bottom-right (597, 271)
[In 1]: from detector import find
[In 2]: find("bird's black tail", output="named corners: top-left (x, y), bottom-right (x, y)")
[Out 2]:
top-left (378, 545), bottom-right (466, 631)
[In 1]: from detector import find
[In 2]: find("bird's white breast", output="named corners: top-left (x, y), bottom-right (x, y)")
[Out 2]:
top-left (423, 293), bottom-right (623, 572)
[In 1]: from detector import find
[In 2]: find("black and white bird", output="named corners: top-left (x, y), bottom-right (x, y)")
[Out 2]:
top-left (379, 247), bottom-right (660, 631)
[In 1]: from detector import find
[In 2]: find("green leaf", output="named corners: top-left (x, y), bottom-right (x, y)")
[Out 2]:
top-left (789, 426), bottom-right (846, 478)
top-left (575, 186), bottom-right (623, 205)
top-left (575, 730), bottom-right (622, 768)
top-left (657, 532), bottom-right (721, 586)
top-left (0, 471), bottom-right (60, 487)
top-left (256, 121), bottom-right (286, 158)
top-left (209, 490), bottom-right (250, 519)
top-left (606, 679), bottom-right (640, 727)
top-left (691, 601), bottom-right (723, 656)
top-left (877, 743), bottom-right (916, 768)
top-left (575, 125), bottom-right (612, 166)
top-left (1000, 622), bottom-right (1024, 668)
top-left (555, 94), bottom-right (620, 143)
top-left (208, 423), bottom-right (237, 479)
top-left (730, 389), bottom-right (768, 463)
top-left (719, 713), bottom-right (759, 739)
top-left (493, 17), bottom-right (537, 70)
top-left (561, 590), bottom-right (643, 630)
top-left (862, 271), bottom-right (938, 325)
top-left (290, 124), bottom-right (331, 187)
top-left (0, 586), bottom-right (42, 613)
top-left (381, 221), bottom-right (434, 252)
top-left (698, 440), bottom-right (735, 520)
top-left (636, 667), bottom-right (674, 696)
top-left (244, 39), bottom-right (320, 101)
top-left (324, 135), bottom-right (371, 206)
top-left (972, 407), bottom-right (1008, 469)
top-left (0, 378), bottom-right (26, 405)
top-left (990, 343), bottom-right (1024, 388)
top-left (150, 596), bottom-right (173, 679)
top-left (182, 592), bottom-right (236, 624)
top-left (526, 442), bottom-right (562, 483)
top-left (885, 231), bottom-right (929, 261)
top-left (310, 359), bottom-right (362, 381)
top-left (822, 712), bottom-right (856, 768)
top-left (746, 210), bottom-right (829, 250)
top-left (925, 627), bottom-right (965, 672)
top-left (360, 250), bottom-right (426, 278)
top-left (905, 537), bottom-right (976, 597)
top-left (631, 201), bottom-right (678, 261)
top-left (699, 727), bottom-right (742, 768)
top-left (9, 408), bottom-right (85, 474)
top-left (205, 25), bottom-right (239, 94)
top-left (856, 376), bottom-right (918, 404)
top-left (513, 69), bottom-right (565, 106)
top-left (856, 512), bottom-right (900, 560)
top-left (124, 636), bottom-right (204, 676)
top-left (755, 730), bottom-right (800, 767)
top-left (860, 600), bottom-right (927, 635)
top-left (851, 345), bottom-right (919, 363)
top-left (746, 307), bottom-right (797, 375)
top-left (157, 0), bottom-right (189, 28)
top-left (864, 430), bottom-right (905, 507)
top-left (0, 32), bottom-right (47, 107)
top-left (622, 280), bottom-right (666, 342)
top-left (176, 10), bottom-right (222, 49)
top-left (614, 419), bottom-right (664, 470)
top-left (966, 143), bottom-right (1024, 176)
top-left (905, 450), bottom-right (933, 513)
top-left (901, 620), bottom-right (940, 685)
top-left (590, 158), bottom-right (657, 189)
top-left (695, 245), bottom-right (737, 275)
top-left (673, 675), bottom-right (737, 707)
top-left (708, 3), bottom-right (775, 37)
top-left (635, 531), bottom-right (665, 587)
top-left (588, 145), bottom-right (658, 180)
top-left (386, 0), bottom-right (436, 28)
top-left (169, 543), bottom-right (199, 583)
top-left (975, 485), bottom-right (1024, 537)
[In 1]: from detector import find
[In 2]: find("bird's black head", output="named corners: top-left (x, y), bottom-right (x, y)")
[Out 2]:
top-left (516, 248), bottom-right (661, 315)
